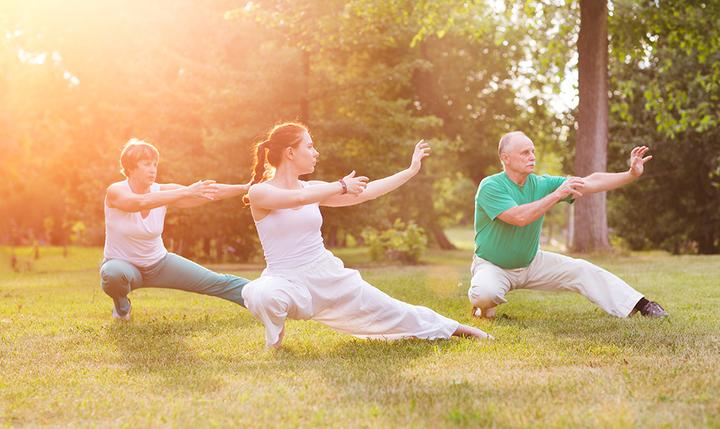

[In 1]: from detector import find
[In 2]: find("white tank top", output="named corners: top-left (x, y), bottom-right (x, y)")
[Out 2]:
top-left (254, 182), bottom-right (326, 270)
top-left (103, 180), bottom-right (168, 267)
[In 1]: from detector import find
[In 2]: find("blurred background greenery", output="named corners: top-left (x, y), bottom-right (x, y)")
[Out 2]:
top-left (1, 0), bottom-right (718, 264)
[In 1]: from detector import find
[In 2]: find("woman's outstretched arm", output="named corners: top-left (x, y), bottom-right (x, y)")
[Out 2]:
top-left (248, 171), bottom-right (368, 210)
top-left (106, 180), bottom-right (217, 212)
top-left (161, 183), bottom-right (251, 208)
top-left (315, 140), bottom-right (431, 207)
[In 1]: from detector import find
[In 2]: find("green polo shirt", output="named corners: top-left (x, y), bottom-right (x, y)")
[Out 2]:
top-left (474, 172), bottom-right (570, 269)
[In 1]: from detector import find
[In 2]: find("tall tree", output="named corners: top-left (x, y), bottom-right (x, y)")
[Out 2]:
top-left (573, 0), bottom-right (611, 252)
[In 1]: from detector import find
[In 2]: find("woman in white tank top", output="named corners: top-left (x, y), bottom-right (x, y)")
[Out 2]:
top-left (100, 139), bottom-right (252, 321)
top-left (241, 123), bottom-right (493, 348)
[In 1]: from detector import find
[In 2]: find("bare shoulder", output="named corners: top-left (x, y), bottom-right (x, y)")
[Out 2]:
top-left (106, 180), bottom-right (128, 194)
top-left (105, 181), bottom-right (129, 208)
top-left (249, 182), bottom-right (271, 192)
top-left (248, 182), bottom-right (272, 198)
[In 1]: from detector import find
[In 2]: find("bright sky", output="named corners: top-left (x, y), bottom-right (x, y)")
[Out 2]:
top-left (488, 0), bottom-right (580, 116)
top-left (7, 0), bottom-right (581, 115)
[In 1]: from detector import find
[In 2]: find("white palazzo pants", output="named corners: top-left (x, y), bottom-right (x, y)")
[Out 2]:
top-left (242, 251), bottom-right (460, 346)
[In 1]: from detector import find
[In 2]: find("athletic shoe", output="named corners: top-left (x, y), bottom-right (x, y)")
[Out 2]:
top-left (112, 300), bottom-right (132, 322)
top-left (637, 300), bottom-right (668, 318)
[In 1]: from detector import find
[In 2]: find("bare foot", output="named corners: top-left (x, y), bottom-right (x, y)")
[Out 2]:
top-left (471, 306), bottom-right (496, 319)
top-left (453, 324), bottom-right (494, 340)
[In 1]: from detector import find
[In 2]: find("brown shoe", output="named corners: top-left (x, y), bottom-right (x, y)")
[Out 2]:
top-left (637, 301), bottom-right (669, 318)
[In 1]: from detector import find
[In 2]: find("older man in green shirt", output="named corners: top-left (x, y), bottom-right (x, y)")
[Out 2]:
top-left (469, 131), bottom-right (668, 319)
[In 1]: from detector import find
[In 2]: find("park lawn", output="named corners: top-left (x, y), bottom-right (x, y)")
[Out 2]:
top-left (1, 245), bottom-right (719, 428)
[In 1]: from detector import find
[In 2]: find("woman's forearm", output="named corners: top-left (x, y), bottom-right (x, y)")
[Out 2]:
top-left (361, 168), bottom-right (416, 201)
top-left (317, 168), bottom-right (417, 208)
top-left (214, 183), bottom-right (249, 200)
top-left (109, 187), bottom-right (190, 212)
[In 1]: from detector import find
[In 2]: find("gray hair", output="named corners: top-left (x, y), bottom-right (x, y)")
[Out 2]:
top-left (498, 131), bottom-right (527, 158)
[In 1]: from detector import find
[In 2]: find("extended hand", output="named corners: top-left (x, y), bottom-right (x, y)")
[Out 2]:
top-left (554, 176), bottom-right (585, 199)
top-left (409, 139), bottom-right (431, 174)
top-left (629, 146), bottom-right (652, 178)
top-left (187, 180), bottom-right (218, 200)
top-left (342, 171), bottom-right (369, 195)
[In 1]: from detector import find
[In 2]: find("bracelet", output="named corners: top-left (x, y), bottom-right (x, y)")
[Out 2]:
top-left (339, 179), bottom-right (348, 194)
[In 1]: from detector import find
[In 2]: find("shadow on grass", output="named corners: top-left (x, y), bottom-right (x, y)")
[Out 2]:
top-left (103, 314), bottom-right (451, 398)
top-left (488, 303), bottom-right (687, 356)
top-left (103, 315), bottom-right (252, 392)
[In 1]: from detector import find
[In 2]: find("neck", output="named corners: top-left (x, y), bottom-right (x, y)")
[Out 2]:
top-left (504, 168), bottom-right (529, 187)
top-left (271, 164), bottom-right (302, 189)
top-left (127, 176), bottom-right (152, 194)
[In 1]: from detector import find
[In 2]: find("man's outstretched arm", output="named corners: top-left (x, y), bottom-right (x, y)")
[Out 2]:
top-left (497, 178), bottom-right (584, 227)
top-left (582, 146), bottom-right (652, 194)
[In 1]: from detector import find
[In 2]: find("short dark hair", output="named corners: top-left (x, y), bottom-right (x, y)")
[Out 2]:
top-left (119, 138), bottom-right (160, 177)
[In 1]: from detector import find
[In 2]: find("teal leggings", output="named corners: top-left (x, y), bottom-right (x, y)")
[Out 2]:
top-left (100, 253), bottom-right (249, 316)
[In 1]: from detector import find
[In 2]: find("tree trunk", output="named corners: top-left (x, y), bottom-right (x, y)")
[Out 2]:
top-left (411, 41), bottom-right (461, 138)
top-left (300, 50), bottom-right (310, 124)
top-left (215, 237), bottom-right (225, 263)
top-left (573, 0), bottom-right (611, 253)
top-left (429, 223), bottom-right (456, 250)
top-left (566, 203), bottom-right (574, 249)
top-left (203, 237), bottom-right (211, 261)
top-left (325, 224), bottom-right (338, 248)
top-left (697, 232), bottom-right (719, 255)
top-left (411, 41), bottom-right (458, 251)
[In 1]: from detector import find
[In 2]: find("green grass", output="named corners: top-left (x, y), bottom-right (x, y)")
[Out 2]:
top-left (1, 244), bottom-right (719, 428)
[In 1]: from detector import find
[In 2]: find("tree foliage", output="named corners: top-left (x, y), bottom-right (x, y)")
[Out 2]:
top-left (608, 0), bottom-right (720, 254)
top-left (1, 0), bottom-right (717, 258)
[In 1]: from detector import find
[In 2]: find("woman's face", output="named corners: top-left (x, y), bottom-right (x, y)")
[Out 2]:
top-left (128, 158), bottom-right (158, 186)
top-left (290, 131), bottom-right (319, 175)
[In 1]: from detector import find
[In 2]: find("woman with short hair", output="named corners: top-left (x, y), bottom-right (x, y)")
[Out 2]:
top-left (101, 138), bottom-right (250, 321)
top-left (241, 123), bottom-right (493, 348)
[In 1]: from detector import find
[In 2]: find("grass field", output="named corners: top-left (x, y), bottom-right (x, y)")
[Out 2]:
top-left (1, 242), bottom-right (719, 428)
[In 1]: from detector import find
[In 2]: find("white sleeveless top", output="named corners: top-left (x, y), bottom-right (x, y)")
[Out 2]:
top-left (103, 180), bottom-right (168, 267)
top-left (254, 182), bottom-right (326, 270)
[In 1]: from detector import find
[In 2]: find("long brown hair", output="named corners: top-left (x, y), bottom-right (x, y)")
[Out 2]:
top-left (243, 122), bottom-right (308, 204)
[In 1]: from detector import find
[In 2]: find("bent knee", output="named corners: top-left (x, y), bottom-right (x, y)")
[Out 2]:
top-left (99, 262), bottom-right (133, 296)
top-left (243, 278), bottom-right (312, 320)
top-left (468, 284), bottom-right (507, 308)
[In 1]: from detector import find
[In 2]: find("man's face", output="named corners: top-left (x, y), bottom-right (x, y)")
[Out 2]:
top-left (502, 136), bottom-right (536, 175)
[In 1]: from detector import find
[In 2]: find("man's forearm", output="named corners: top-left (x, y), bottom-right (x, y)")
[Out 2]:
top-left (498, 192), bottom-right (563, 227)
top-left (583, 171), bottom-right (635, 194)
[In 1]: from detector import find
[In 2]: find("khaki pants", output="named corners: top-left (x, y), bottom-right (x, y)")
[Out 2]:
top-left (467, 251), bottom-right (643, 318)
